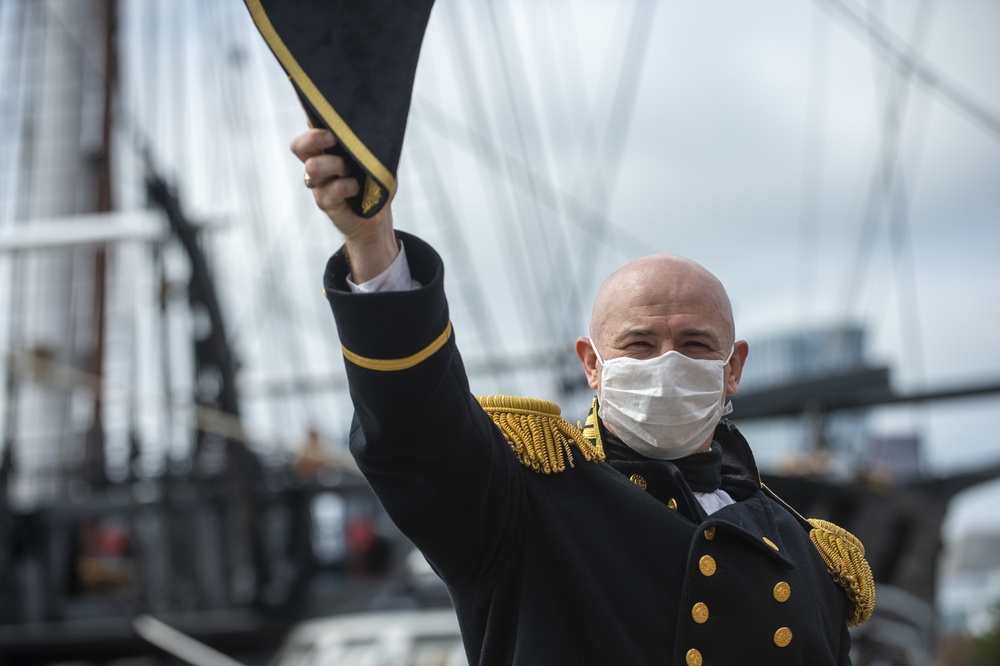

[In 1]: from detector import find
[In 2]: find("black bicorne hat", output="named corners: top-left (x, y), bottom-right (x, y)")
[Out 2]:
top-left (244, 0), bottom-right (436, 217)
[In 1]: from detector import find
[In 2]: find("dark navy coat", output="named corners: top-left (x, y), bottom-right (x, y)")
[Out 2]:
top-left (324, 232), bottom-right (857, 665)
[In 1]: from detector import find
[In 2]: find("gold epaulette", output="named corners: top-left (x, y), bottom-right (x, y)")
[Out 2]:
top-left (807, 519), bottom-right (876, 627)
top-left (477, 395), bottom-right (605, 474)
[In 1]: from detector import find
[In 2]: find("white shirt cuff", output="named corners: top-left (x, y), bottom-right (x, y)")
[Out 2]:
top-left (347, 240), bottom-right (422, 293)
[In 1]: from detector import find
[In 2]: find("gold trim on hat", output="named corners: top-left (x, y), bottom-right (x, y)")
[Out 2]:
top-left (245, 0), bottom-right (396, 209)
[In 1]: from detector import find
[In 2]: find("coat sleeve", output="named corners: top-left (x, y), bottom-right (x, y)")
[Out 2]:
top-left (323, 231), bottom-right (527, 585)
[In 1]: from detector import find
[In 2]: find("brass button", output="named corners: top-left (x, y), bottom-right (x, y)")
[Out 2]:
top-left (698, 555), bottom-right (716, 577)
top-left (703, 526), bottom-right (716, 541)
top-left (692, 602), bottom-right (709, 624)
top-left (773, 581), bottom-right (791, 602)
top-left (774, 627), bottom-right (793, 647)
top-left (685, 648), bottom-right (703, 666)
top-left (762, 536), bottom-right (779, 551)
top-left (629, 474), bottom-right (647, 490)
top-left (668, 497), bottom-right (678, 510)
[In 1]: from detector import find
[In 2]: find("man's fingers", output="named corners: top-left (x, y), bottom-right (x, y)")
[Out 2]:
top-left (303, 153), bottom-right (349, 186)
top-left (290, 126), bottom-right (376, 233)
top-left (289, 128), bottom-right (336, 161)
top-left (315, 176), bottom-right (361, 209)
top-left (296, 131), bottom-right (358, 205)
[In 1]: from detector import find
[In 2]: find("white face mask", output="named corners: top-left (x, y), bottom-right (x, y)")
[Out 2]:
top-left (592, 342), bottom-right (734, 460)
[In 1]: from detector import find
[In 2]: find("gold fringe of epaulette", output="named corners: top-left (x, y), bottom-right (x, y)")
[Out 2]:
top-left (477, 395), bottom-right (605, 474)
top-left (808, 518), bottom-right (876, 627)
top-left (580, 396), bottom-right (603, 450)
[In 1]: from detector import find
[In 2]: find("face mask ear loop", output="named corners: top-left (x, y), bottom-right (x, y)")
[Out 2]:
top-left (721, 344), bottom-right (736, 415)
top-left (589, 339), bottom-right (606, 366)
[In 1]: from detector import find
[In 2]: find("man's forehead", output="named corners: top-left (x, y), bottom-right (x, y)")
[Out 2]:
top-left (600, 255), bottom-right (721, 298)
top-left (591, 254), bottom-right (734, 341)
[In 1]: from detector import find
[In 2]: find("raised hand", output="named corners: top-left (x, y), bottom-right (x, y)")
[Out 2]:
top-left (290, 127), bottom-right (398, 282)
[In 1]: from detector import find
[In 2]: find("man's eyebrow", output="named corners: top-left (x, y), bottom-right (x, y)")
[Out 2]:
top-left (613, 328), bottom-right (655, 344)
top-left (610, 326), bottom-right (723, 347)
top-left (677, 327), bottom-right (721, 345)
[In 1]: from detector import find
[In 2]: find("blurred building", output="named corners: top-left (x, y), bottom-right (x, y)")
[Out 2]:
top-left (737, 323), bottom-right (874, 475)
top-left (734, 324), bottom-right (937, 664)
top-left (726, 323), bottom-right (1000, 665)
top-left (937, 532), bottom-right (1000, 637)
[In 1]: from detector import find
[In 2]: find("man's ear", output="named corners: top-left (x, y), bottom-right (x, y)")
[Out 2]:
top-left (725, 340), bottom-right (749, 396)
top-left (575, 337), bottom-right (601, 391)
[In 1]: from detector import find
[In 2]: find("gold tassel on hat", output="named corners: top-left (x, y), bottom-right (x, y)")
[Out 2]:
top-left (477, 395), bottom-right (605, 474)
top-left (808, 519), bottom-right (876, 627)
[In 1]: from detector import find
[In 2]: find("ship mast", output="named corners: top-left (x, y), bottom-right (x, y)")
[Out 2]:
top-left (1, 0), bottom-right (115, 507)
top-left (83, 0), bottom-right (117, 488)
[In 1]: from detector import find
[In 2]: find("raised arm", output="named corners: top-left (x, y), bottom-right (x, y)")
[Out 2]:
top-left (290, 127), bottom-right (529, 585)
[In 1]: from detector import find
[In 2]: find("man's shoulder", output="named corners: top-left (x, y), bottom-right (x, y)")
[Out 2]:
top-left (759, 483), bottom-right (876, 628)
top-left (476, 395), bottom-right (605, 474)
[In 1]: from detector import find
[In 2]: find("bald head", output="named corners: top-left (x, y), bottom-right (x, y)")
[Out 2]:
top-left (589, 254), bottom-right (735, 354)
top-left (575, 253), bottom-right (748, 450)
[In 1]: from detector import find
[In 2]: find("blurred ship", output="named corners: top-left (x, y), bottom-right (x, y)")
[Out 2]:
top-left (731, 325), bottom-right (1000, 665)
top-left (0, 2), bottom-right (421, 662)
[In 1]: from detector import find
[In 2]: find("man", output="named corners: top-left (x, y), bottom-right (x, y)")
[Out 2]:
top-left (292, 127), bottom-right (873, 665)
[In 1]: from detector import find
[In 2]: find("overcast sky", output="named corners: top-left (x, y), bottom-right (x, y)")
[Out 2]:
top-left (397, 0), bottom-right (1000, 536)
top-left (93, 0), bottom-right (1000, 537)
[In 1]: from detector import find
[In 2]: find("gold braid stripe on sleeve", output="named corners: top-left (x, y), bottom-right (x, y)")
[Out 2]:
top-left (342, 321), bottom-right (452, 371)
